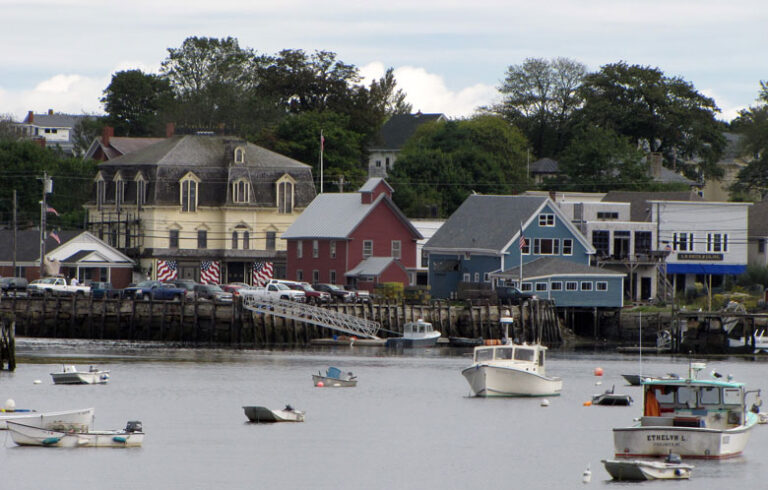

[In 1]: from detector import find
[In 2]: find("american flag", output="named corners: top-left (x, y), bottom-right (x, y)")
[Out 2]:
top-left (252, 261), bottom-right (273, 287)
top-left (518, 232), bottom-right (527, 251)
top-left (200, 260), bottom-right (220, 284)
top-left (157, 260), bottom-right (178, 282)
top-left (46, 206), bottom-right (59, 216)
top-left (49, 230), bottom-right (61, 244)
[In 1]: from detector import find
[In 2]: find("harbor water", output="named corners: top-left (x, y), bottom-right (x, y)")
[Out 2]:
top-left (2, 339), bottom-right (768, 489)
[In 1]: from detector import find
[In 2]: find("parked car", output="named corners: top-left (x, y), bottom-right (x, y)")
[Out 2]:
top-left (170, 279), bottom-right (199, 299)
top-left (268, 279), bottom-right (330, 304)
top-left (344, 285), bottom-right (372, 304)
top-left (0, 277), bottom-right (28, 296)
top-left (313, 283), bottom-right (355, 303)
top-left (123, 280), bottom-right (186, 301)
top-left (496, 286), bottom-right (537, 305)
top-left (27, 277), bottom-right (90, 296)
top-left (193, 284), bottom-right (233, 304)
top-left (88, 281), bottom-right (122, 299)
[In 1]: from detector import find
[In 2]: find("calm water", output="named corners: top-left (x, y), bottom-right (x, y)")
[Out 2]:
top-left (2, 339), bottom-right (768, 489)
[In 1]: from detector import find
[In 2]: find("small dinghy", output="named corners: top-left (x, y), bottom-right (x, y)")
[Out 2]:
top-left (243, 405), bottom-right (305, 423)
top-left (592, 385), bottom-right (633, 406)
top-left (7, 420), bottom-right (143, 447)
top-left (312, 367), bottom-right (357, 387)
top-left (0, 400), bottom-right (94, 431)
top-left (51, 365), bottom-right (110, 385)
top-left (602, 453), bottom-right (694, 481)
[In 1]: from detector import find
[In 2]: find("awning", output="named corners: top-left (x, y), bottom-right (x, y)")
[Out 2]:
top-left (666, 264), bottom-right (746, 275)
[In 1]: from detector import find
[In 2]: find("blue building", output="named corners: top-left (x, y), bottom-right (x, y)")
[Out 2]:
top-left (424, 195), bottom-right (623, 307)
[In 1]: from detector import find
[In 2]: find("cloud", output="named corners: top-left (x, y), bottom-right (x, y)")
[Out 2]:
top-left (360, 62), bottom-right (498, 118)
top-left (0, 74), bottom-right (107, 120)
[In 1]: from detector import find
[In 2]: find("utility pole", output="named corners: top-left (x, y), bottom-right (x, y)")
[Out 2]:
top-left (38, 172), bottom-right (52, 278)
top-left (12, 190), bottom-right (17, 275)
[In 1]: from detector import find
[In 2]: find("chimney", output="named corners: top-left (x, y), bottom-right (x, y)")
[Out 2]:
top-left (102, 126), bottom-right (114, 146)
top-left (649, 152), bottom-right (663, 179)
top-left (27, 111), bottom-right (34, 123)
top-left (166, 122), bottom-right (175, 138)
top-left (48, 109), bottom-right (54, 115)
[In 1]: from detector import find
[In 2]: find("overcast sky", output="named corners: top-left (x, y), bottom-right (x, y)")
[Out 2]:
top-left (2, 1), bottom-right (766, 123)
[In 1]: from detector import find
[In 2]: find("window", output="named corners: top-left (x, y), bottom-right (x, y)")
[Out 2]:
top-left (265, 231), bottom-right (275, 251)
top-left (562, 239), bottom-right (573, 255)
top-left (520, 238), bottom-right (530, 255)
top-left (197, 230), bottom-right (207, 249)
top-left (533, 238), bottom-right (559, 255)
top-left (375, 160), bottom-right (382, 168)
top-left (243, 231), bottom-right (250, 250)
top-left (312, 240), bottom-right (319, 258)
top-left (234, 146), bottom-right (245, 164)
top-left (330, 241), bottom-right (336, 259)
top-left (232, 179), bottom-right (250, 203)
top-left (566, 281), bottom-right (578, 291)
top-left (296, 270), bottom-right (303, 281)
top-left (312, 270), bottom-right (320, 284)
top-left (581, 281), bottom-right (593, 291)
top-left (635, 231), bottom-right (652, 254)
top-left (114, 176), bottom-right (125, 211)
top-left (701, 387), bottom-right (720, 405)
top-left (421, 250), bottom-right (428, 268)
top-left (385, 157), bottom-right (391, 168)
top-left (596, 281), bottom-right (608, 291)
top-left (535, 282), bottom-right (548, 292)
top-left (363, 240), bottom-right (373, 258)
top-left (330, 270), bottom-right (336, 284)
top-left (538, 213), bottom-right (555, 226)
top-left (277, 180), bottom-right (294, 213)
top-left (297, 240), bottom-right (303, 258)
top-left (136, 177), bottom-right (146, 210)
top-left (474, 272), bottom-right (480, 283)
top-left (550, 281), bottom-right (562, 291)
top-left (391, 240), bottom-right (401, 259)
top-left (760, 240), bottom-right (766, 254)
top-left (463, 273), bottom-right (471, 282)
top-left (707, 233), bottom-right (728, 252)
top-left (521, 282), bottom-right (533, 292)
top-left (597, 211), bottom-right (619, 220)
top-left (232, 231), bottom-right (239, 249)
top-left (96, 178), bottom-right (106, 210)
top-left (181, 177), bottom-right (198, 212)
top-left (593, 230), bottom-right (609, 256)
top-left (169, 230), bottom-right (179, 249)
top-left (673, 232), bottom-right (694, 252)
top-left (484, 272), bottom-right (490, 282)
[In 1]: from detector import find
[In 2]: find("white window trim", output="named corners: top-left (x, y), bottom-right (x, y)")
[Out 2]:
top-left (581, 281), bottom-right (593, 291)
top-left (550, 281), bottom-right (563, 291)
top-left (296, 240), bottom-right (303, 259)
top-left (535, 282), bottom-right (548, 292)
top-left (596, 281), bottom-right (608, 291)
top-left (391, 240), bottom-right (401, 259)
top-left (538, 213), bottom-right (555, 227)
top-left (565, 281), bottom-right (578, 291)
top-left (232, 177), bottom-right (250, 204)
top-left (234, 146), bottom-right (246, 164)
top-left (362, 240), bottom-right (373, 258)
top-left (312, 240), bottom-right (319, 258)
top-left (562, 239), bottom-right (573, 256)
top-left (180, 173), bottom-right (201, 213)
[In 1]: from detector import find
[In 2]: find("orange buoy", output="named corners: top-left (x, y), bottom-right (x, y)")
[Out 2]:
top-left (594, 367), bottom-right (604, 376)
top-left (583, 401), bottom-right (592, 406)
top-left (316, 381), bottom-right (324, 387)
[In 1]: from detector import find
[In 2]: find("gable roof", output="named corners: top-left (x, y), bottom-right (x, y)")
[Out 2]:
top-left (282, 192), bottom-right (421, 240)
top-left (602, 191), bottom-right (704, 221)
top-left (22, 112), bottom-right (91, 129)
top-left (370, 113), bottom-right (445, 150)
top-left (84, 136), bottom-right (166, 161)
top-left (529, 157), bottom-right (559, 174)
top-left (345, 257), bottom-right (406, 277)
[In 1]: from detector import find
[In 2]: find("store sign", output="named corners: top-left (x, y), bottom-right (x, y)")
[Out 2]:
top-left (677, 253), bottom-right (723, 261)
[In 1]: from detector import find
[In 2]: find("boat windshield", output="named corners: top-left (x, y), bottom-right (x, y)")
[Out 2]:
top-left (495, 347), bottom-right (514, 360)
top-left (514, 348), bottom-right (535, 362)
top-left (475, 348), bottom-right (494, 362)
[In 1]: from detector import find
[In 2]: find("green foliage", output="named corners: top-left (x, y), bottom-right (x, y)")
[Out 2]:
top-left (389, 115), bottom-right (529, 217)
top-left (101, 69), bottom-right (174, 136)
top-left (70, 116), bottom-right (104, 157)
top-left (375, 282), bottom-right (405, 301)
top-left (556, 126), bottom-right (649, 192)
top-left (736, 264), bottom-right (768, 288)
top-left (730, 84), bottom-right (768, 197)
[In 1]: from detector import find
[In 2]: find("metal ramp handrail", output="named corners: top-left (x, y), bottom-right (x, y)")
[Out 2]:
top-left (242, 295), bottom-right (381, 339)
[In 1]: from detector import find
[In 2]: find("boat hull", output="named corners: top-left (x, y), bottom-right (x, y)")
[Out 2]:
top-left (602, 459), bottom-right (693, 480)
top-left (312, 375), bottom-right (357, 387)
top-left (0, 407), bottom-right (94, 431)
top-left (243, 406), bottom-right (305, 423)
top-left (613, 418), bottom-right (756, 459)
top-left (51, 371), bottom-right (110, 384)
top-left (462, 364), bottom-right (563, 397)
top-left (385, 335), bottom-right (440, 348)
top-left (7, 422), bottom-right (143, 447)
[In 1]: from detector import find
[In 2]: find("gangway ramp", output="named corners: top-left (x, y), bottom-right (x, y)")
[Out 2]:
top-left (242, 295), bottom-right (381, 339)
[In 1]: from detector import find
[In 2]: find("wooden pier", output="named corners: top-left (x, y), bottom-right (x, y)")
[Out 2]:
top-left (0, 315), bottom-right (15, 371)
top-left (0, 294), bottom-right (562, 347)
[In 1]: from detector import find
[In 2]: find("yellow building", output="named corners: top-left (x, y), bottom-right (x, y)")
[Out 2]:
top-left (84, 134), bottom-right (316, 283)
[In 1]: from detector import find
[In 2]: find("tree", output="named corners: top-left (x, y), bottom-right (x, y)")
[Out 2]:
top-left (578, 62), bottom-right (726, 180)
top-left (554, 126), bottom-right (649, 192)
top-left (389, 115), bottom-right (530, 218)
top-left (495, 57), bottom-right (587, 158)
top-left (70, 115), bottom-right (104, 157)
top-left (0, 114), bottom-right (21, 142)
top-left (101, 69), bottom-right (174, 136)
top-left (731, 82), bottom-right (768, 197)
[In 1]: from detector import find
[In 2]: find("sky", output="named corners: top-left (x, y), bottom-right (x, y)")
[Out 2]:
top-left (1, 1), bottom-right (767, 123)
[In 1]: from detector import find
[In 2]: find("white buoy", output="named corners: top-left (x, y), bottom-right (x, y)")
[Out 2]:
top-left (582, 464), bottom-right (592, 483)
top-left (540, 399), bottom-right (550, 407)
top-left (4, 398), bottom-right (15, 410)
top-left (595, 381), bottom-right (602, 386)
top-left (33, 379), bottom-right (42, 384)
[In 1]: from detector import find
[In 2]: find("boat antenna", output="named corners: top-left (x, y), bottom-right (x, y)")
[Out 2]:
top-left (639, 311), bottom-right (642, 378)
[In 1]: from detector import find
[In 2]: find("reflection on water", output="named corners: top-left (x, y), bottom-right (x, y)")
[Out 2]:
top-left (2, 339), bottom-right (767, 490)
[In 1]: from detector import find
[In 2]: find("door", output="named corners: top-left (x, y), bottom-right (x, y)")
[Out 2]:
top-left (641, 277), bottom-right (652, 301)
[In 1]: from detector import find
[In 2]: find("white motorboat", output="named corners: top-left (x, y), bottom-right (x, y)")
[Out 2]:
top-left (51, 365), bottom-right (110, 384)
top-left (613, 362), bottom-right (759, 459)
top-left (312, 367), bottom-right (357, 387)
top-left (385, 319), bottom-right (441, 348)
top-left (243, 405), bottom-right (305, 423)
top-left (461, 317), bottom-right (562, 397)
top-left (0, 405), bottom-right (94, 431)
top-left (7, 420), bottom-right (143, 447)
top-left (602, 454), bottom-right (694, 481)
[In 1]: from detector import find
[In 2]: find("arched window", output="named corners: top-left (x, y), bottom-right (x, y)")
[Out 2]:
top-left (113, 172), bottom-right (125, 212)
top-left (232, 231), bottom-right (239, 249)
top-left (232, 178), bottom-right (250, 203)
top-left (135, 173), bottom-right (147, 210)
top-left (234, 146), bottom-right (246, 164)
top-left (180, 174), bottom-right (199, 212)
top-left (243, 231), bottom-right (250, 249)
top-left (276, 175), bottom-right (295, 214)
top-left (95, 173), bottom-right (106, 211)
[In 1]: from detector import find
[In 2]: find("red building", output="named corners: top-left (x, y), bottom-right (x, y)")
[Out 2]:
top-left (282, 179), bottom-right (422, 291)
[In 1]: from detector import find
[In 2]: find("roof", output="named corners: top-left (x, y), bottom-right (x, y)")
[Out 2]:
top-left (529, 158), bottom-right (559, 174)
top-left (22, 112), bottom-right (91, 129)
top-left (749, 198), bottom-right (768, 237)
top-left (602, 191), bottom-right (704, 222)
top-left (282, 192), bottom-right (422, 240)
top-left (493, 256), bottom-right (625, 280)
top-left (84, 136), bottom-right (166, 161)
top-left (371, 113), bottom-right (445, 150)
top-left (0, 229), bottom-right (81, 262)
top-left (359, 177), bottom-right (393, 193)
top-left (425, 195), bottom-right (548, 252)
top-left (655, 166), bottom-right (696, 185)
top-left (345, 257), bottom-right (398, 276)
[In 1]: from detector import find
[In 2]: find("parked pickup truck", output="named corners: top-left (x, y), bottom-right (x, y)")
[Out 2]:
top-left (27, 277), bottom-right (91, 296)
top-left (123, 280), bottom-right (186, 301)
top-left (248, 282), bottom-right (306, 302)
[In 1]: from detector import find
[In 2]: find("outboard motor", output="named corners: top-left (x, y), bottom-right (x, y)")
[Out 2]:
top-left (125, 421), bottom-right (143, 433)
top-left (665, 453), bottom-right (682, 464)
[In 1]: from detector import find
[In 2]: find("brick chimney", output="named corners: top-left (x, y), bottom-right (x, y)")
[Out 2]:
top-left (27, 111), bottom-right (34, 123)
top-left (102, 126), bottom-right (114, 146)
top-left (166, 122), bottom-right (175, 138)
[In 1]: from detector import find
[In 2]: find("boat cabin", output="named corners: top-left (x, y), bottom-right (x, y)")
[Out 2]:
top-left (403, 319), bottom-right (435, 338)
top-left (642, 379), bottom-right (746, 430)
top-left (472, 344), bottom-right (547, 373)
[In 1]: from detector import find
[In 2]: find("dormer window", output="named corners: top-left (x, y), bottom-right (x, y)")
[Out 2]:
top-left (180, 173), bottom-right (200, 212)
top-left (232, 178), bottom-right (250, 204)
top-left (135, 173), bottom-right (147, 210)
top-left (95, 173), bottom-right (106, 211)
top-left (114, 172), bottom-right (125, 212)
top-left (234, 146), bottom-right (246, 164)
top-left (276, 174), bottom-right (295, 214)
